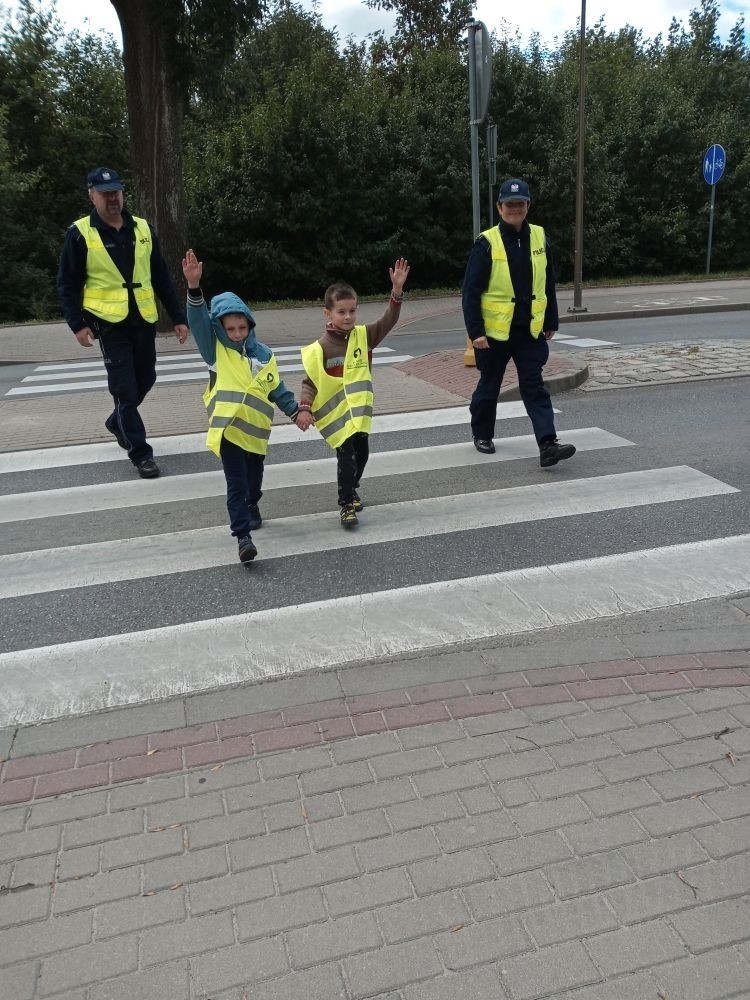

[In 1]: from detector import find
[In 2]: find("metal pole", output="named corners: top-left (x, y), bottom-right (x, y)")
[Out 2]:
top-left (468, 25), bottom-right (481, 238)
top-left (568, 0), bottom-right (588, 313)
top-left (706, 182), bottom-right (716, 274)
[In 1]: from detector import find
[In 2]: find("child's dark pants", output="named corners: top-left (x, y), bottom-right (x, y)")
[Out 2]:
top-left (220, 437), bottom-right (264, 537)
top-left (336, 431), bottom-right (369, 506)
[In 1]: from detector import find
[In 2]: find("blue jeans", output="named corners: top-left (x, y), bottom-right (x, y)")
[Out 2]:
top-left (470, 328), bottom-right (556, 444)
top-left (98, 325), bottom-right (157, 465)
top-left (220, 437), bottom-right (264, 537)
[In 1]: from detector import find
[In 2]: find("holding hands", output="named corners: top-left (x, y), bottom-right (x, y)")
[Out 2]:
top-left (182, 248), bottom-right (203, 288)
top-left (389, 257), bottom-right (410, 297)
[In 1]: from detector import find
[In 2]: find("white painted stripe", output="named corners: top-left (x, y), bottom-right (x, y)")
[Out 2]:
top-left (0, 428), bottom-right (631, 523)
top-left (2, 533), bottom-right (749, 725)
top-left (0, 402), bottom-right (543, 473)
top-left (558, 338), bottom-right (615, 348)
top-left (0, 467), bottom-right (735, 599)
top-left (6, 353), bottom-right (414, 396)
top-left (32, 344), bottom-right (397, 374)
top-left (23, 360), bottom-right (207, 382)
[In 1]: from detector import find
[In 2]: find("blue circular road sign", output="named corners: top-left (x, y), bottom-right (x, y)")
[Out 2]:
top-left (703, 144), bottom-right (726, 185)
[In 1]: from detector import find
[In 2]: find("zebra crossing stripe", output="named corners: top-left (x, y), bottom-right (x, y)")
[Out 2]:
top-left (0, 403), bottom-right (548, 473)
top-left (2, 533), bottom-right (748, 726)
top-left (0, 467), bottom-right (736, 600)
top-left (0, 428), bottom-right (632, 523)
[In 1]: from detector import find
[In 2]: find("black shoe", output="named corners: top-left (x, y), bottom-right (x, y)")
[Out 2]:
top-left (105, 418), bottom-right (128, 450)
top-left (539, 440), bottom-right (576, 467)
top-left (340, 504), bottom-right (358, 528)
top-left (248, 504), bottom-right (262, 530)
top-left (473, 438), bottom-right (495, 454)
top-left (137, 458), bottom-right (160, 478)
top-left (352, 491), bottom-right (363, 513)
top-left (238, 535), bottom-right (258, 562)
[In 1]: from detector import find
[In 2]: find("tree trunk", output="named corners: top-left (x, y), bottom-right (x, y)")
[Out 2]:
top-left (110, 0), bottom-right (186, 329)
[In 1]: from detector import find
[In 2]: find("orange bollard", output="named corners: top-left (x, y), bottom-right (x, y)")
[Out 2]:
top-left (463, 335), bottom-right (476, 367)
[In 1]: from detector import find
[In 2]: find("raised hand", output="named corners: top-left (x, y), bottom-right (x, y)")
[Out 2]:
top-left (389, 257), bottom-right (410, 295)
top-left (181, 248), bottom-right (203, 287)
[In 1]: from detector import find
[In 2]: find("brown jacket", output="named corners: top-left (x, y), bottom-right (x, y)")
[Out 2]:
top-left (299, 297), bottom-right (402, 407)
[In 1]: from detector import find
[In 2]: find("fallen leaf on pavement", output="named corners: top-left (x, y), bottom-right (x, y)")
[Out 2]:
top-left (450, 924), bottom-right (464, 933)
top-left (210, 763), bottom-right (224, 771)
top-left (725, 751), bottom-right (737, 766)
top-left (170, 882), bottom-right (183, 890)
top-left (146, 748), bottom-right (158, 756)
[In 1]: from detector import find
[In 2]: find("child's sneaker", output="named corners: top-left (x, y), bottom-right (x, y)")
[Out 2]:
top-left (340, 504), bottom-right (358, 528)
top-left (248, 504), bottom-right (262, 530)
top-left (238, 534), bottom-right (258, 562)
top-left (352, 491), bottom-right (363, 513)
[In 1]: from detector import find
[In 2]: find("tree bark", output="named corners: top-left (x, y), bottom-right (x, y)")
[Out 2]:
top-left (110, 0), bottom-right (186, 328)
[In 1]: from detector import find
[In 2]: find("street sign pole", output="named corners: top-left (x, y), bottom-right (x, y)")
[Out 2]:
top-left (487, 123), bottom-right (497, 227)
top-left (465, 23), bottom-right (492, 366)
top-left (702, 143), bottom-right (726, 275)
top-left (568, 0), bottom-right (588, 314)
top-left (706, 183), bottom-right (716, 275)
top-left (467, 22), bottom-right (491, 239)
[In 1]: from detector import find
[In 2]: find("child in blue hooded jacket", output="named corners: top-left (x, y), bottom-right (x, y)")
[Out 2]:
top-left (182, 249), bottom-right (313, 562)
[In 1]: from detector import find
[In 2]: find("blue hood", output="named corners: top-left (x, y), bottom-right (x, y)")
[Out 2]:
top-left (209, 292), bottom-right (257, 354)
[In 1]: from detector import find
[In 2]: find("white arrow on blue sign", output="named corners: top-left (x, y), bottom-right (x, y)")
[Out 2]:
top-left (703, 144), bottom-right (726, 185)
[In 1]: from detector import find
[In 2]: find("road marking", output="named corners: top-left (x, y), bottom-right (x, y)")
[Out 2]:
top-left (0, 428), bottom-right (632, 522)
top-left (32, 344), bottom-right (400, 373)
top-left (5, 353), bottom-right (414, 396)
top-left (554, 333), bottom-right (615, 348)
top-left (0, 402), bottom-right (550, 473)
top-left (0, 467), bottom-right (735, 599)
top-left (2, 532), bottom-right (749, 726)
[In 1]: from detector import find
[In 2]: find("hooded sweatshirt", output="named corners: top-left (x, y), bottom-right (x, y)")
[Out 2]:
top-left (186, 289), bottom-right (298, 418)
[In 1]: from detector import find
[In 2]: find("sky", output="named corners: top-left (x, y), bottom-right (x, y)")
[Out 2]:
top-left (2, 0), bottom-right (747, 49)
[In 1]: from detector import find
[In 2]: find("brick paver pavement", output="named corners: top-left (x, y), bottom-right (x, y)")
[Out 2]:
top-left (2, 649), bottom-right (750, 999)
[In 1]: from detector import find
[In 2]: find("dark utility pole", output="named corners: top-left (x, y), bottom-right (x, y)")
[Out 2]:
top-left (569, 0), bottom-right (588, 313)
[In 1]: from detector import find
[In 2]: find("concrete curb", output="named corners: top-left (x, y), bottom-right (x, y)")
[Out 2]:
top-left (559, 301), bottom-right (750, 325)
top-left (500, 363), bottom-right (590, 401)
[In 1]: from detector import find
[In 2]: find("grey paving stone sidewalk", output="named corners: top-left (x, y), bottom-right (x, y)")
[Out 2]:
top-left (1, 685), bottom-right (750, 999)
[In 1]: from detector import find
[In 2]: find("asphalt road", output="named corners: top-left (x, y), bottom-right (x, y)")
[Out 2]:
top-left (1, 377), bottom-right (747, 653)
top-left (391, 310), bottom-right (750, 355)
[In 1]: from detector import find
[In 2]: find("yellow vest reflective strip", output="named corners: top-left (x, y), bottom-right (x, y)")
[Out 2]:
top-left (479, 223), bottom-right (547, 340)
top-left (204, 341), bottom-right (279, 457)
top-left (74, 215), bottom-right (158, 324)
top-left (300, 326), bottom-right (373, 449)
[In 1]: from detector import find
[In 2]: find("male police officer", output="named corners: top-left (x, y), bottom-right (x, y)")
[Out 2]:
top-left (462, 177), bottom-right (575, 467)
top-left (57, 167), bottom-right (188, 478)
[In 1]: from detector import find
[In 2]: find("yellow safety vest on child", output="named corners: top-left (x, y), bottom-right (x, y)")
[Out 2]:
top-left (204, 341), bottom-right (280, 458)
top-left (73, 215), bottom-right (158, 324)
top-left (300, 325), bottom-right (374, 449)
top-left (480, 223), bottom-right (547, 340)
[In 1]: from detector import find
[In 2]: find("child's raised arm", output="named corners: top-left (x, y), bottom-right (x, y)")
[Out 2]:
top-left (182, 248), bottom-right (203, 288)
top-left (389, 257), bottom-right (410, 296)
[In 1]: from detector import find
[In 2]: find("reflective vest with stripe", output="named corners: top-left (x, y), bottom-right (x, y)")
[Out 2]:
top-left (73, 215), bottom-right (158, 324)
top-left (203, 341), bottom-right (279, 458)
top-left (300, 325), bottom-right (373, 449)
top-left (479, 223), bottom-right (547, 340)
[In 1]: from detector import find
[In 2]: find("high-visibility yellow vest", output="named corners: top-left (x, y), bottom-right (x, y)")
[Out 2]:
top-left (74, 215), bottom-right (158, 324)
top-left (203, 341), bottom-right (279, 457)
top-left (479, 223), bottom-right (547, 340)
top-left (300, 325), bottom-right (373, 449)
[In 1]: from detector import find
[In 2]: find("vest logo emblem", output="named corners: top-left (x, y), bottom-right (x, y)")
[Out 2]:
top-left (353, 347), bottom-right (362, 358)
top-left (532, 247), bottom-right (545, 255)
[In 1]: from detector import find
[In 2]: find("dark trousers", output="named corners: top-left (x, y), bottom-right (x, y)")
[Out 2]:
top-left (469, 328), bottom-right (556, 444)
top-left (336, 432), bottom-right (369, 506)
top-left (98, 325), bottom-right (157, 465)
top-left (220, 437), bottom-right (264, 538)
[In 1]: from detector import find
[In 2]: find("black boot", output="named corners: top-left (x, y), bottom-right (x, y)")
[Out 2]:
top-left (539, 439), bottom-right (576, 468)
